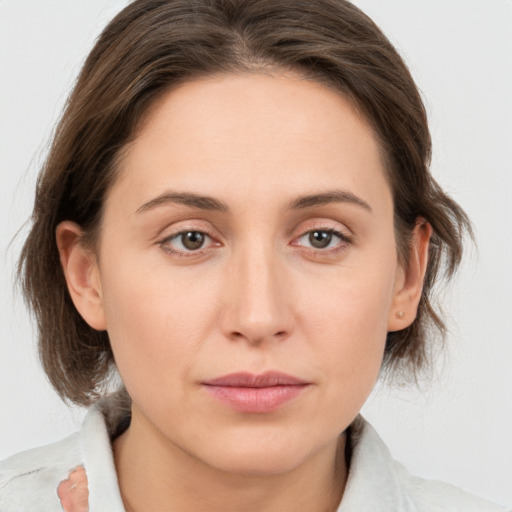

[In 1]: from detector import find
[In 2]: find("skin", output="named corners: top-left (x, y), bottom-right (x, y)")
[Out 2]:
top-left (57, 72), bottom-right (431, 512)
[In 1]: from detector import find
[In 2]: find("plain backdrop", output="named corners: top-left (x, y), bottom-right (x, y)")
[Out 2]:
top-left (1, 0), bottom-right (511, 508)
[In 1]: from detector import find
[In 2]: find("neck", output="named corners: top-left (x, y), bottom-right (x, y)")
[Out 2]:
top-left (113, 408), bottom-right (348, 512)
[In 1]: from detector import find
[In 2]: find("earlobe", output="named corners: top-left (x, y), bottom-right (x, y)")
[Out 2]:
top-left (388, 220), bottom-right (432, 332)
top-left (56, 221), bottom-right (107, 331)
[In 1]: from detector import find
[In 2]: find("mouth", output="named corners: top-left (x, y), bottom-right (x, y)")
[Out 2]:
top-left (201, 371), bottom-right (311, 413)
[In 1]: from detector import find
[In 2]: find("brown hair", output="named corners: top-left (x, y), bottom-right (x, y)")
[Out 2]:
top-left (19, 0), bottom-right (470, 406)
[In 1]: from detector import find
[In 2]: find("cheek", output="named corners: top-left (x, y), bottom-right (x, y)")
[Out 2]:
top-left (98, 251), bottom-right (221, 394)
top-left (308, 298), bottom-right (387, 384)
top-left (297, 254), bottom-right (397, 401)
top-left (300, 253), bottom-right (396, 342)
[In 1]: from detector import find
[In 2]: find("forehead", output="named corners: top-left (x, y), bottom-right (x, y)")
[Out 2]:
top-left (109, 72), bottom-right (391, 216)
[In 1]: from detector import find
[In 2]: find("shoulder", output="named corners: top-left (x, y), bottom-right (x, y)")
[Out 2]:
top-left (341, 416), bottom-right (509, 512)
top-left (0, 397), bottom-right (127, 512)
top-left (402, 472), bottom-right (509, 511)
top-left (0, 433), bottom-right (83, 511)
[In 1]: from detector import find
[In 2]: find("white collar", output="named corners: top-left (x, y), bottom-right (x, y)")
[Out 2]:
top-left (79, 401), bottom-right (502, 511)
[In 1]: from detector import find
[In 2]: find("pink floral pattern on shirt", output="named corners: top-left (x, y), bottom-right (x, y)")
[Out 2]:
top-left (57, 466), bottom-right (89, 512)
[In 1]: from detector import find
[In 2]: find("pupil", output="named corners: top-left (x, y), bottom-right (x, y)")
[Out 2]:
top-left (182, 231), bottom-right (204, 250)
top-left (309, 230), bottom-right (332, 248)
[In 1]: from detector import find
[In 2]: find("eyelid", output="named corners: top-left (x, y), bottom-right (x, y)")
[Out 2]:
top-left (157, 223), bottom-right (222, 256)
top-left (291, 229), bottom-right (351, 246)
top-left (289, 220), bottom-right (353, 256)
top-left (156, 218), bottom-right (220, 242)
top-left (291, 218), bottom-right (353, 240)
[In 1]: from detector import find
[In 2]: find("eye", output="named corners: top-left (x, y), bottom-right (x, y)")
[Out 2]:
top-left (294, 229), bottom-right (349, 250)
top-left (160, 230), bottom-right (214, 254)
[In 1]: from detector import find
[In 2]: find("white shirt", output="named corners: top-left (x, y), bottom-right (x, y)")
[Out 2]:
top-left (0, 400), bottom-right (508, 511)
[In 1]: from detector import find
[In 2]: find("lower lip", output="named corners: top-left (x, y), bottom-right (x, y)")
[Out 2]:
top-left (203, 384), bottom-right (308, 413)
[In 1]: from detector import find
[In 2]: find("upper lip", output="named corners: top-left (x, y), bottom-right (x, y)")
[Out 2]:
top-left (202, 371), bottom-right (309, 388)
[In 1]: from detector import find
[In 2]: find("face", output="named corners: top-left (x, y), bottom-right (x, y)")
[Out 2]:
top-left (69, 72), bottom-right (414, 475)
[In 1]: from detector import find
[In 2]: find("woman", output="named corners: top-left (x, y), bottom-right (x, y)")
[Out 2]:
top-left (0, 1), bottom-right (509, 510)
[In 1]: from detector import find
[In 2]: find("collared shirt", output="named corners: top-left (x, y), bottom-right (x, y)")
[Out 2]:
top-left (0, 401), bottom-right (508, 511)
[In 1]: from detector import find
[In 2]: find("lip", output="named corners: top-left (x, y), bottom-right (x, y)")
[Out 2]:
top-left (202, 371), bottom-right (311, 413)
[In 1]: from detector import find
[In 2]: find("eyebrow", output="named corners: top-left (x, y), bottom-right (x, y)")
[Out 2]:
top-left (287, 190), bottom-right (372, 212)
top-left (135, 189), bottom-right (372, 214)
top-left (136, 192), bottom-right (229, 214)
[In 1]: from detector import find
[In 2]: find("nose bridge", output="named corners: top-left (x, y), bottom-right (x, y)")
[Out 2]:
top-left (222, 238), bottom-right (292, 343)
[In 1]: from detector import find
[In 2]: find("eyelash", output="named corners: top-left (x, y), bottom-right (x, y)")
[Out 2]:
top-left (158, 229), bottom-right (219, 257)
top-left (291, 228), bottom-right (351, 255)
top-left (158, 227), bottom-right (352, 258)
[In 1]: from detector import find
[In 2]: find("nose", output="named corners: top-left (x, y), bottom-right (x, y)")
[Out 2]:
top-left (220, 245), bottom-right (294, 345)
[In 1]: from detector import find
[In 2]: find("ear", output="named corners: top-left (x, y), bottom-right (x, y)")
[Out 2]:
top-left (388, 219), bottom-right (432, 332)
top-left (56, 221), bottom-right (107, 331)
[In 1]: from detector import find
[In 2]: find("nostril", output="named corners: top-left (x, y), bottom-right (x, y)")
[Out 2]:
top-left (228, 330), bottom-right (288, 344)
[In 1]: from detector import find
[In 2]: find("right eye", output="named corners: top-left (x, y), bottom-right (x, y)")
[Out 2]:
top-left (160, 230), bottom-right (218, 255)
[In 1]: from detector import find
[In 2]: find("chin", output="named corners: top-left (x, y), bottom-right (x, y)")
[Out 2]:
top-left (194, 427), bottom-right (334, 477)
top-left (207, 448), bottom-right (308, 477)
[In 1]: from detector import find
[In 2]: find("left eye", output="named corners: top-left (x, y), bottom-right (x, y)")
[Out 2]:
top-left (295, 229), bottom-right (346, 249)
